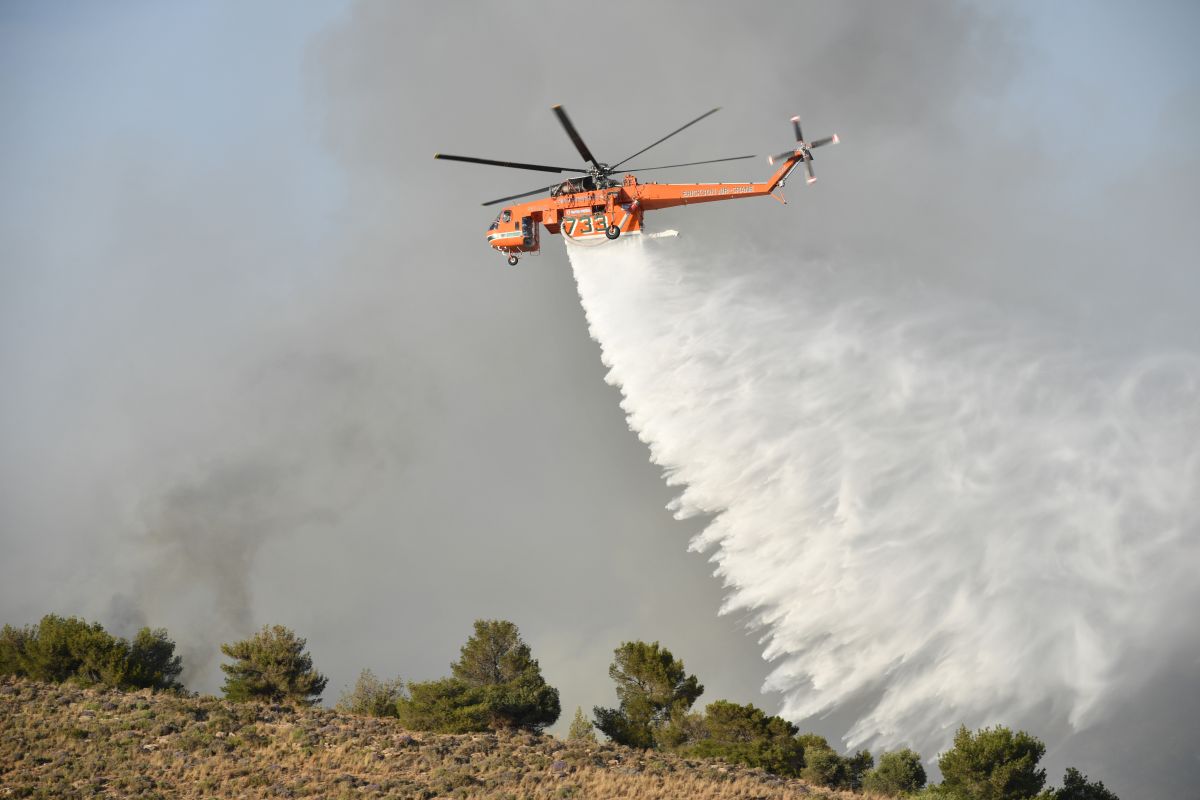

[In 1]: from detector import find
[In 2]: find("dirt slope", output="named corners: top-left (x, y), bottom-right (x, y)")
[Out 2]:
top-left (0, 677), bottom-right (858, 799)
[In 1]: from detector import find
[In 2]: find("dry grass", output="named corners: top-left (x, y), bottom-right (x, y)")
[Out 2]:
top-left (0, 676), bottom-right (871, 799)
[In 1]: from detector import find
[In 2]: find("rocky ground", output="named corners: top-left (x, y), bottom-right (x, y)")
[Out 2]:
top-left (0, 677), bottom-right (862, 799)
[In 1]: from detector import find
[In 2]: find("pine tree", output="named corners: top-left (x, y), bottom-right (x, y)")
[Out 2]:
top-left (0, 615), bottom-right (183, 692)
top-left (568, 706), bottom-right (596, 743)
top-left (863, 748), bottom-right (927, 795)
top-left (1055, 767), bottom-right (1120, 800)
top-left (396, 678), bottom-right (489, 733)
top-left (938, 725), bottom-right (1047, 800)
top-left (220, 625), bottom-right (327, 706)
top-left (593, 640), bottom-right (703, 748)
top-left (395, 620), bottom-right (560, 734)
top-left (122, 628), bottom-right (184, 691)
top-left (664, 700), bottom-right (805, 776)
top-left (450, 619), bottom-right (560, 732)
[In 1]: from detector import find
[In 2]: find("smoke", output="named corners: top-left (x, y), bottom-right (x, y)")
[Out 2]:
top-left (567, 235), bottom-right (1200, 778)
top-left (4, 4), bottom-right (1197, 795)
top-left (101, 345), bottom-right (417, 687)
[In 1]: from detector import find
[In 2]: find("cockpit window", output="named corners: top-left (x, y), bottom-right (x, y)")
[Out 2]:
top-left (501, 210), bottom-right (512, 223)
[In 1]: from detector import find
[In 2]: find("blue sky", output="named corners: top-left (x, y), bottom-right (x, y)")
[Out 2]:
top-left (1, 2), bottom-right (344, 250)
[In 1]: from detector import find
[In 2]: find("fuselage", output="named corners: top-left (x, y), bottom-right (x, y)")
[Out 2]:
top-left (485, 150), bottom-right (809, 257)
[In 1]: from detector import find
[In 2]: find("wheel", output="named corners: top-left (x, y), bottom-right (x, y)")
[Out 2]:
top-left (507, 255), bottom-right (519, 266)
top-left (605, 224), bottom-right (621, 240)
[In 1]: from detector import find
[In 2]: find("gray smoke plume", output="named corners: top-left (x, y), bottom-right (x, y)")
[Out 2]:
top-left (3, 4), bottom-right (1197, 797)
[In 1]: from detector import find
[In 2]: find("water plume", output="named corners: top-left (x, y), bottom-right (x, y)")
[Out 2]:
top-left (566, 236), bottom-right (1200, 757)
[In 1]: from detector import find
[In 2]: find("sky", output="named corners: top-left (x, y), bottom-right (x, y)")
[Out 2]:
top-left (2, 2), bottom-right (1198, 798)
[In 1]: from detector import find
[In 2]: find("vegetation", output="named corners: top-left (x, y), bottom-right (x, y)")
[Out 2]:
top-left (1054, 767), bottom-right (1120, 800)
top-left (396, 676), bottom-right (490, 733)
top-left (336, 668), bottom-right (403, 718)
top-left (863, 748), bottom-right (927, 795)
top-left (0, 614), bottom-right (182, 692)
top-left (219, 624), bottom-right (327, 706)
top-left (451, 619), bottom-right (560, 732)
top-left (663, 699), bottom-right (806, 776)
top-left (935, 725), bottom-right (1047, 800)
top-left (397, 619), bottom-right (560, 734)
top-left (0, 612), bottom-right (1122, 799)
top-left (1, 675), bottom-right (861, 800)
top-left (798, 734), bottom-right (873, 791)
top-left (593, 640), bottom-right (703, 748)
top-left (568, 705), bottom-right (596, 742)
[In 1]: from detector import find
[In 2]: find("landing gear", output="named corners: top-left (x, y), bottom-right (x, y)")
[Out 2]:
top-left (605, 224), bottom-right (621, 240)
top-left (507, 254), bottom-right (520, 266)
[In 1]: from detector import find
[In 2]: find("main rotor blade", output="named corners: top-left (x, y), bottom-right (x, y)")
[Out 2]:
top-left (619, 154), bottom-right (757, 174)
top-left (481, 184), bottom-right (557, 207)
top-left (792, 115), bottom-right (804, 143)
top-left (810, 134), bottom-right (839, 149)
top-left (610, 107), bottom-right (722, 170)
top-left (803, 153), bottom-right (816, 184)
top-left (551, 105), bottom-right (601, 170)
top-left (435, 153), bottom-right (587, 174)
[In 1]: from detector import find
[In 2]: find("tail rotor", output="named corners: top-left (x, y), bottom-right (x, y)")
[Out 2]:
top-left (768, 115), bottom-right (838, 184)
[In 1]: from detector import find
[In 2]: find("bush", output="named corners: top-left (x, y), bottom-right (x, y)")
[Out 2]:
top-left (451, 619), bottom-right (560, 732)
top-left (666, 700), bottom-right (805, 776)
top-left (938, 725), bottom-right (1047, 800)
top-left (795, 735), bottom-right (872, 790)
top-left (567, 706), bottom-right (596, 743)
top-left (396, 677), bottom-right (489, 733)
top-left (593, 640), bottom-right (703, 748)
top-left (219, 625), bottom-right (327, 706)
top-left (863, 748), bottom-right (927, 796)
top-left (397, 619), bottom-right (560, 734)
top-left (1054, 767), bottom-right (1120, 800)
top-left (122, 627), bottom-right (185, 690)
top-left (0, 615), bottom-right (182, 691)
top-left (844, 748), bottom-right (876, 790)
top-left (336, 669), bottom-right (403, 717)
top-left (0, 625), bottom-right (32, 677)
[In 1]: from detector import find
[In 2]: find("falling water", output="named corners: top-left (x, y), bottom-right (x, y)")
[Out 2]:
top-left (566, 236), bottom-right (1200, 758)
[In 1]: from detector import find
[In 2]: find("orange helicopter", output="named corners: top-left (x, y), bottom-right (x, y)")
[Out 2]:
top-left (435, 105), bottom-right (838, 265)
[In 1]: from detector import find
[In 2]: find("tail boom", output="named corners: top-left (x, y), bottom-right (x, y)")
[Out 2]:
top-left (631, 151), bottom-right (809, 210)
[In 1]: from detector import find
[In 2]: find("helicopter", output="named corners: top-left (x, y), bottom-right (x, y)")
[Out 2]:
top-left (435, 105), bottom-right (837, 266)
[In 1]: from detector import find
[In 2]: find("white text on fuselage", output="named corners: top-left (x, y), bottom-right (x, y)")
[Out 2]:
top-left (681, 185), bottom-right (754, 198)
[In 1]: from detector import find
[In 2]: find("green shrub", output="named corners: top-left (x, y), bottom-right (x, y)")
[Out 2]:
top-left (794, 735), bottom-right (872, 790)
top-left (567, 706), bottom-right (596, 743)
top-left (1054, 767), bottom-right (1120, 800)
top-left (593, 640), bottom-right (703, 748)
top-left (0, 615), bottom-right (182, 691)
top-left (397, 620), bottom-right (560, 734)
top-left (938, 725), bottom-right (1047, 800)
top-left (863, 748), bottom-right (927, 795)
top-left (449, 619), bottom-right (560, 733)
top-left (397, 678), bottom-right (489, 733)
top-left (219, 625), bottom-right (327, 706)
top-left (667, 700), bottom-right (805, 776)
top-left (336, 668), bottom-right (404, 717)
top-left (121, 628), bottom-right (185, 690)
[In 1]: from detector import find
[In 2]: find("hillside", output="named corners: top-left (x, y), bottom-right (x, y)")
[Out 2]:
top-left (0, 677), bottom-right (860, 799)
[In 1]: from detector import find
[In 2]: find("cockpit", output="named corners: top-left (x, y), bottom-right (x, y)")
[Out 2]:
top-left (488, 209), bottom-right (513, 231)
